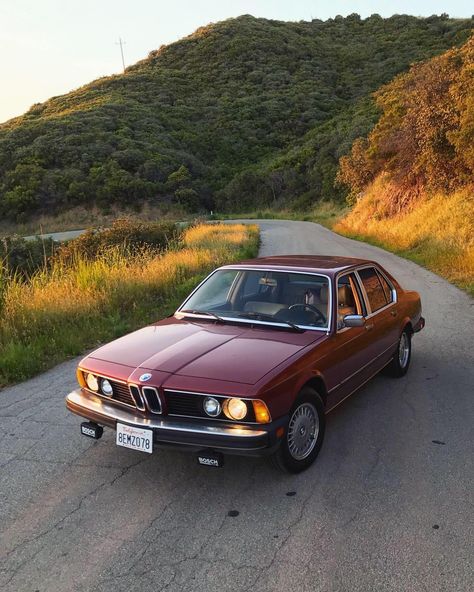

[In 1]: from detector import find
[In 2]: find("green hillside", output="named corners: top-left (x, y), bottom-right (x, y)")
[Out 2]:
top-left (0, 13), bottom-right (472, 220)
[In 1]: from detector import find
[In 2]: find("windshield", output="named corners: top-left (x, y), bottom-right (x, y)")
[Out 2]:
top-left (178, 268), bottom-right (330, 330)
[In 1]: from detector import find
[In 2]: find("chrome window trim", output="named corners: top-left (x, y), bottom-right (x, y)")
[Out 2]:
top-left (175, 266), bottom-right (333, 333)
top-left (334, 270), bottom-right (366, 334)
top-left (353, 265), bottom-right (397, 318)
top-left (174, 314), bottom-right (329, 333)
top-left (375, 267), bottom-right (397, 306)
top-left (334, 265), bottom-right (398, 331)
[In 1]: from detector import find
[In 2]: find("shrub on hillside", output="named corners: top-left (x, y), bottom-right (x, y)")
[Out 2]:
top-left (337, 35), bottom-right (474, 209)
top-left (0, 235), bottom-right (57, 277)
top-left (55, 218), bottom-right (180, 264)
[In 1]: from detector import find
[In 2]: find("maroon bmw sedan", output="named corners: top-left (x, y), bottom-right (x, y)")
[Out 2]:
top-left (66, 255), bottom-right (424, 472)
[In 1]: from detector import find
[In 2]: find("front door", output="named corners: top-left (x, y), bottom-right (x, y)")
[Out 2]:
top-left (324, 273), bottom-right (376, 409)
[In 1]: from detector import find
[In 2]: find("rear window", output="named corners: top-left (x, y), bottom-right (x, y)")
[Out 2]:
top-left (358, 267), bottom-right (389, 312)
top-left (377, 271), bottom-right (393, 304)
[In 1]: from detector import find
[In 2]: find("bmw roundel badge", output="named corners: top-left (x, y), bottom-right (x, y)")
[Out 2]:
top-left (139, 373), bottom-right (152, 382)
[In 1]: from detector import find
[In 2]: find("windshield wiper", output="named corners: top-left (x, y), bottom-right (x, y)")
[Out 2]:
top-left (236, 311), bottom-right (304, 333)
top-left (180, 309), bottom-right (226, 323)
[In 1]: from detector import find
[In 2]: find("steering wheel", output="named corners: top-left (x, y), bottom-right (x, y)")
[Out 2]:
top-left (288, 303), bottom-right (326, 325)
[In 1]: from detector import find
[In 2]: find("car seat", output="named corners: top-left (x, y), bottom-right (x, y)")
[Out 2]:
top-left (337, 284), bottom-right (356, 325)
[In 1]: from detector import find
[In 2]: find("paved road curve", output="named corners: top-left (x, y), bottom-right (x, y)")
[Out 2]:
top-left (1, 220), bottom-right (473, 592)
top-left (23, 229), bottom-right (86, 242)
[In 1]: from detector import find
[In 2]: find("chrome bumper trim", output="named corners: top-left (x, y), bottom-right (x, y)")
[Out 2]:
top-left (66, 389), bottom-right (266, 438)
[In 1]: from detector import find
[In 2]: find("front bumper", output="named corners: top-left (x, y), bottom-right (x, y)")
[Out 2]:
top-left (66, 389), bottom-right (286, 457)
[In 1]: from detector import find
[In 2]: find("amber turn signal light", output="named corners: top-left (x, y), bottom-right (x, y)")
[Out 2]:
top-left (76, 368), bottom-right (87, 388)
top-left (252, 400), bottom-right (271, 424)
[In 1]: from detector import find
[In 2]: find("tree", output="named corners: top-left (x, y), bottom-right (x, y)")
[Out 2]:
top-left (167, 165), bottom-right (192, 189)
top-left (337, 35), bottom-right (474, 204)
top-left (174, 187), bottom-right (200, 211)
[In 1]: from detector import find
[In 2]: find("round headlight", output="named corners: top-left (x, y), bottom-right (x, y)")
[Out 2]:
top-left (101, 379), bottom-right (113, 397)
top-left (203, 397), bottom-right (221, 417)
top-left (224, 398), bottom-right (248, 421)
top-left (85, 373), bottom-right (99, 392)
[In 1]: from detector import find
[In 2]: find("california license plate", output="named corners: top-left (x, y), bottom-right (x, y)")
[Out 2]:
top-left (116, 423), bottom-right (153, 453)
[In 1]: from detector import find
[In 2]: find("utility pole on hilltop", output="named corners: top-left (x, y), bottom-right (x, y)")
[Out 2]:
top-left (116, 37), bottom-right (126, 72)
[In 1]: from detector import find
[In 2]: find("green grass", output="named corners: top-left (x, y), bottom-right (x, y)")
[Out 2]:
top-left (0, 223), bottom-right (259, 387)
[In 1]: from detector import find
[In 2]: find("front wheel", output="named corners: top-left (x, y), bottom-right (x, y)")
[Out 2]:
top-left (271, 388), bottom-right (325, 473)
top-left (383, 328), bottom-right (412, 377)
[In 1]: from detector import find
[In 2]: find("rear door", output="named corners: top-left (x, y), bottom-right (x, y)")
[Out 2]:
top-left (356, 266), bottom-right (399, 369)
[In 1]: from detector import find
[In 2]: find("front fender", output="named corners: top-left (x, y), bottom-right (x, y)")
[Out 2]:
top-left (259, 367), bottom-right (328, 419)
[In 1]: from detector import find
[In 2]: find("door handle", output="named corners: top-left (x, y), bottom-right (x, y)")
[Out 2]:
top-left (365, 323), bottom-right (374, 331)
top-left (391, 310), bottom-right (397, 317)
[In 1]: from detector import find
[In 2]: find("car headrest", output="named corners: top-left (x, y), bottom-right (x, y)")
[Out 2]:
top-left (338, 285), bottom-right (353, 306)
top-left (319, 285), bottom-right (328, 304)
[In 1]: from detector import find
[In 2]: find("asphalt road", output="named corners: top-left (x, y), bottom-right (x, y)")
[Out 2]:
top-left (23, 229), bottom-right (86, 242)
top-left (1, 220), bottom-right (473, 592)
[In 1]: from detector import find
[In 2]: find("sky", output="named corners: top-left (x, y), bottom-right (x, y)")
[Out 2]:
top-left (1, 0), bottom-right (472, 123)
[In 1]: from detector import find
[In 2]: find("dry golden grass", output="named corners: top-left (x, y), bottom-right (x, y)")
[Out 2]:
top-left (183, 223), bottom-right (251, 248)
top-left (335, 180), bottom-right (474, 294)
top-left (0, 223), bottom-right (259, 386)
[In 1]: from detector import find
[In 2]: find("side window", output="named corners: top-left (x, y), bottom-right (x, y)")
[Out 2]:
top-left (337, 273), bottom-right (363, 329)
top-left (377, 270), bottom-right (394, 304)
top-left (358, 267), bottom-right (389, 313)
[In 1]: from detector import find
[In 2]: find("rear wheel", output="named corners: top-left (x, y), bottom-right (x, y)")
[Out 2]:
top-left (271, 387), bottom-right (325, 473)
top-left (383, 328), bottom-right (412, 377)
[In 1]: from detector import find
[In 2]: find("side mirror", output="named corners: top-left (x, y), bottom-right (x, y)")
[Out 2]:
top-left (343, 314), bottom-right (365, 328)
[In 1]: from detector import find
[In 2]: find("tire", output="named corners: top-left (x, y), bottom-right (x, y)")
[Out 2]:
top-left (271, 387), bottom-right (325, 473)
top-left (383, 328), bottom-right (412, 377)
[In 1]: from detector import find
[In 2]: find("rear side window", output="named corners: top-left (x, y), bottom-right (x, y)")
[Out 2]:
top-left (377, 270), bottom-right (393, 304)
top-left (358, 267), bottom-right (389, 312)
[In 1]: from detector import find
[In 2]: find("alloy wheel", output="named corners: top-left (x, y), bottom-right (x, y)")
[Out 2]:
top-left (287, 402), bottom-right (319, 460)
top-left (398, 332), bottom-right (410, 368)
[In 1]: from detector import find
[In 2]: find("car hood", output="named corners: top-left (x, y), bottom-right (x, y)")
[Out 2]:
top-left (87, 317), bottom-right (325, 385)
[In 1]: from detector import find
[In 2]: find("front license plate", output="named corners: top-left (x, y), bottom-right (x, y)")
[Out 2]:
top-left (116, 423), bottom-right (153, 454)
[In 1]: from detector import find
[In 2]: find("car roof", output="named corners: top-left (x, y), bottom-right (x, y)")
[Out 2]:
top-left (222, 255), bottom-right (374, 276)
